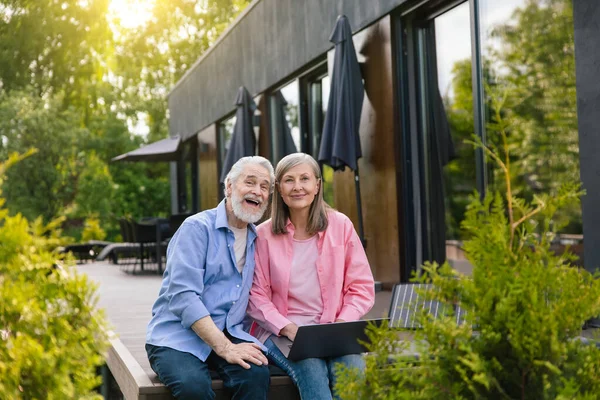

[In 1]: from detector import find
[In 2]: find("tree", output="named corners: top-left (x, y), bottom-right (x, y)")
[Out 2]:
top-left (0, 90), bottom-right (90, 221)
top-left (112, 0), bottom-right (251, 141)
top-left (336, 119), bottom-right (600, 400)
top-left (0, 152), bottom-right (109, 399)
top-left (485, 0), bottom-right (580, 232)
top-left (0, 0), bottom-right (112, 99)
top-left (73, 152), bottom-right (114, 220)
top-left (443, 0), bottom-right (580, 234)
top-left (0, 1), bottom-right (252, 240)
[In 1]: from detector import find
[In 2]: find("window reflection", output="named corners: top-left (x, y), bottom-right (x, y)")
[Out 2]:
top-left (306, 73), bottom-right (334, 206)
top-left (270, 80), bottom-right (300, 163)
top-left (479, 0), bottom-right (581, 248)
top-left (434, 3), bottom-right (476, 247)
top-left (305, 73), bottom-right (335, 206)
top-left (405, 0), bottom-right (581, 274)
top-left (219, 114), bottom-right (236, 174)
top-left (417, 2), bottom-right (476, 272)
top-left (307, 75), bottom-right (330, 159)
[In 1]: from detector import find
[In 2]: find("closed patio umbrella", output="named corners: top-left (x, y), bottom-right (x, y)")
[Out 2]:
top-left (220, 86), bottom-right (257, 183)
top-left (318, 15), bottom-right (366, 246)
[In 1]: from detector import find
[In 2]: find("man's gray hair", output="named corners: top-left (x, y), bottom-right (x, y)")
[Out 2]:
top-left (224, 156), bottom-right (275, 198)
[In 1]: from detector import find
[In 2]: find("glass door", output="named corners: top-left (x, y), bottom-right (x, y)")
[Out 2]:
top-left (402, 1), bottom-right (480, 275)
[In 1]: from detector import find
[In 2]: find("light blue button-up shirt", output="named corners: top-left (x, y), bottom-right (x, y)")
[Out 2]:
top-left (146, 200), bottom-right (265, 361)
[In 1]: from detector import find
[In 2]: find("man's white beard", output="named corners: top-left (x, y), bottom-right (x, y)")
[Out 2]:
top-left (230, 191), bottom-right (267, 224)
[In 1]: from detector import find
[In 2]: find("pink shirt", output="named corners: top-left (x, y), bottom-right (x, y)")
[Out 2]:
top-left (248, 210), bottom-right (375, 341)
top-left (287, 236), bottom-right (323, 326)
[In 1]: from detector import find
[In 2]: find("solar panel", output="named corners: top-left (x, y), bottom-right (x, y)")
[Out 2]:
top-left (389, 284), bottom-right (465, 329)
top-left (455, 304), bottom-right (468, 326)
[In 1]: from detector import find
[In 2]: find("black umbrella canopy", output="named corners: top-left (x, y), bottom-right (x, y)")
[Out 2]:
top-left (318, 15), bottom-right (367, 247)
top-left (111, 136), bottom-right (181, 162)
top-left (318, 15), bottom-right (365, 172)
top-left (220, 86), bottom-right (257, 183)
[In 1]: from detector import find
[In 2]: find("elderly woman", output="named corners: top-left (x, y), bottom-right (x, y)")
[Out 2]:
top-left (247, 152), bottom-right (375, 400)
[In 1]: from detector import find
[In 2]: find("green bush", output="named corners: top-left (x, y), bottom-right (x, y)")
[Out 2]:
top-left (336, 120), bottom-right (600, 399)
top-left (0, 151), bottom-right (109, 399)
top-left (82, 216), bottom-right (107, 242)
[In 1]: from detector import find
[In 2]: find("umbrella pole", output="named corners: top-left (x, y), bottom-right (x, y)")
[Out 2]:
top-left (354, 166), bottom-right (366, 249)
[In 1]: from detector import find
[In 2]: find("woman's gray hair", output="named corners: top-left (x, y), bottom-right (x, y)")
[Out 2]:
top-left (271, 152), bottom-right (330, 235)
top-left (223, 156), bottom-right (275, 198)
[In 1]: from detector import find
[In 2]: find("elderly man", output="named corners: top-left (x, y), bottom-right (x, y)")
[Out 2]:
top-left (146, 156), bottom-right (275, 400)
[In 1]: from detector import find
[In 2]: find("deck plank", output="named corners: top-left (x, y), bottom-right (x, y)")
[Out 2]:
top-left (78, 262), bottom-right (163, 377)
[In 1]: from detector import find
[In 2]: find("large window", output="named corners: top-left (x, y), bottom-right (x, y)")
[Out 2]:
top-left (401, 0), bottom-right (580, 273)
top-left (217, 113), bottom-right (236, 180)
top-left (269, 80), bottom-right (300, 164)
top-left (479, 0), bottom-right (580, 235)
top-left (301, 70), bottom-right (335, 206)
top-left (269, 66), bottom-right (336, 206)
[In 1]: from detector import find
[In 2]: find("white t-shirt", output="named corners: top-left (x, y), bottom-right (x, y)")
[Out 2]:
top-left (230, 225), bottom-right (247, 274)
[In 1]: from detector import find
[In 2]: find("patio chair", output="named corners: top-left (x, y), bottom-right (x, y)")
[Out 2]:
top-left (169, 212), bottom-right (193, 236)
top-left (107, 217), bottom-right (138, 266)
top-left (119, 217), bottom-right (135, 243)
top-left (129, 219), bottom-right (160, 273)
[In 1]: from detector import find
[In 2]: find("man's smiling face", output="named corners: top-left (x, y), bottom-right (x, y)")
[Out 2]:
top-left (226, 164), bottom-right (271, 224)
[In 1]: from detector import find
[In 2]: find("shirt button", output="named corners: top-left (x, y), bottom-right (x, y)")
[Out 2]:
top-left (236, 284), bottom-right (240, 288)
top-left (232, 301), bottom-right (236, 305)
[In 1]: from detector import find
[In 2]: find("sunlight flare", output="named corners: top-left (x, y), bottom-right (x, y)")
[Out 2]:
top-left (109, 0), bottom-right (155, 30)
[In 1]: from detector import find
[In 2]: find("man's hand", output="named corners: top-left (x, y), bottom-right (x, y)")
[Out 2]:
top-left (191, 316), bottom-right (268, 369)
top-left (280, 323), bottom-right (299, 341)
top-left (215, 341), bottom-right (269, 370)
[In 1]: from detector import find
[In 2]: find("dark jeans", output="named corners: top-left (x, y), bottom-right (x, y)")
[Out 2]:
top-left (146, 339), bottom-right (270, 400)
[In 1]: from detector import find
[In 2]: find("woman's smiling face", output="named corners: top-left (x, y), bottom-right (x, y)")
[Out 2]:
top-left (278, 162), bottom-right (320, 212)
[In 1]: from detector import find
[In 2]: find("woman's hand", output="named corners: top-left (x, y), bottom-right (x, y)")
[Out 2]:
top-left (280, 323), bottom-right (299, 341)
top-left (335, 319), bottom-right (346, 323)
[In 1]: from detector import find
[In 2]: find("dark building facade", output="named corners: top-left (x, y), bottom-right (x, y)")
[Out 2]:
top-left (168, 0), bottom-right (598, 285)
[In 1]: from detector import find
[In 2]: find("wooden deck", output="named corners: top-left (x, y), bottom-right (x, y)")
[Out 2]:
top-left (79, 261), bottom-right (164, 377)
top-left (78, 261), bottom-right (393, 398)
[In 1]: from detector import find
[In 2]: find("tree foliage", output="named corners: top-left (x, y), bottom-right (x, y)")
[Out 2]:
top-left (444, 0), bottom-right (580, 236)
top-left (74, 152), bottom-right (114, 219)
top-left (112, 0), bottom-right (251, 141)
top-left (0, 0), bottom-right (112, 98)
top-left (0, 90), bottom-right (90, 222)
top-left (0, 0), bottom-right (251, 240)
top-left (0, 152), bottom-right (109, 399)
top-left (485, 0), bottom-right (580, 232)
top-left (336, 115), bottom-right (600, 400)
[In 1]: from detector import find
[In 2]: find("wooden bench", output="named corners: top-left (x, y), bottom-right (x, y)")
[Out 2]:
top-left (104, 336), bottom-right (300, 400)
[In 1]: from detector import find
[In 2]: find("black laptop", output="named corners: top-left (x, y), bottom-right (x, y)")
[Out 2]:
top-left (271, 319), bottom-right (387, 361)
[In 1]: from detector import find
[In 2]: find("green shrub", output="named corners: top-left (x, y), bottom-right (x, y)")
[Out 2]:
top-left (336, 119), bottom-right (600, 399)
top-left (0, 151), bottom-right (109, 399)
top-left (82, 216), bottom-right (107, 242)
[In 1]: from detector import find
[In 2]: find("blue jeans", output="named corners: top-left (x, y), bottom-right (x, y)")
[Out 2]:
top-left (146, 340), bottom-right (270, 400)
top-left (264, 336), bottom-right (365, 400)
